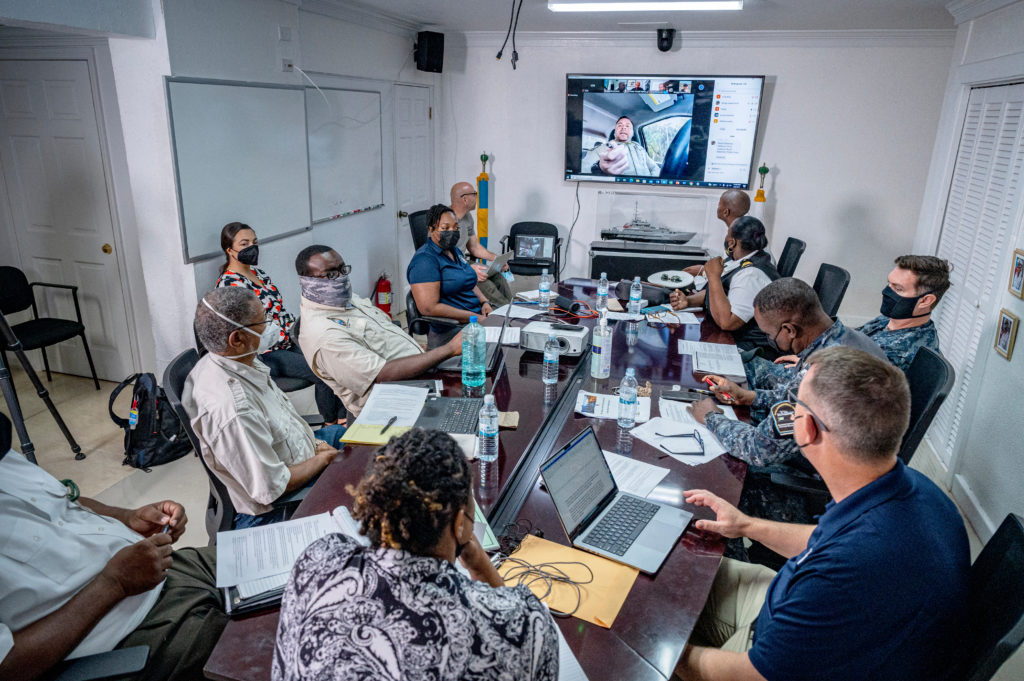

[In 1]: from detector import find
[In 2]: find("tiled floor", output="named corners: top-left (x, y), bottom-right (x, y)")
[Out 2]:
top-left (2, 364), bottom-right (1020, 679)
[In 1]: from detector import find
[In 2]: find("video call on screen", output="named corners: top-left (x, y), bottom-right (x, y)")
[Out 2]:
top-left (564, 74), bottom-right (764, 189)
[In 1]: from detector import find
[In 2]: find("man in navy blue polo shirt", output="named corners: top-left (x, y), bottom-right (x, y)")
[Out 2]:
top-left (675, 347), bottom-right (969, 681)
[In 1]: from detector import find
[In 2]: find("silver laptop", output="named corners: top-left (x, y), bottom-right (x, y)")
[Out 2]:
top-left (539, 426), bottom-right (692, 574)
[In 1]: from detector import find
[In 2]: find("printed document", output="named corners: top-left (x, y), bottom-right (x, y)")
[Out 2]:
top-left (341, 383), bottom-right (428, 445)
top-left (485, 326), bottom-right (521, 345)
top-left (630, 416), bottom-right (728, 466)
top-left (677, 340), bottom-right (745, 379)
top-left (602, 450), bottom-right (670, 498)
top-left (491, 303), bottom-right (542, 319)
top-left (575, 391), bottom-right (651, 423)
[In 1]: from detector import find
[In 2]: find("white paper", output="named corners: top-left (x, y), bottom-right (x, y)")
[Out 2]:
top-left (604, 311), bottom-right (645, 322)
top-left (659, 398), bottom-right (737, 422)
top-left (355, 383), bottom-right (429, 427)
top-left (574, 391), bottom-right (651, 423)
top-left (677, 340), bottom-right (745, 379)
top-left (516, 289), bottom-right (541, 302)
top-left (485, 326), bottom-right (521, 345)
top-left (557, 624), bottom-right (590, 681)
top-left (602, 450), bottom-right (670, 498)
top-left (630, 416), bottom-right (728, 466)
top-left (491, 303), bottom-right (542, 319)
top-left (646, 311), bottom-right (699, 325)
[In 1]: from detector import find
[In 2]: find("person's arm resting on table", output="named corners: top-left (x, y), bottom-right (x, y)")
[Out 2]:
top-left (315, 327), bottom-right (462, 389)
top-left (0, 500), bottom-right (186, 681)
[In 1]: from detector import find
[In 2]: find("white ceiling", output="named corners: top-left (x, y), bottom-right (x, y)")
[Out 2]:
top-left (319, 0), bottom-right (955, 32)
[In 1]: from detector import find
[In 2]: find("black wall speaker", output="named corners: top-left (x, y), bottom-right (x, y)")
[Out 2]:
top-left (415, 31), bottom-right (444, 73)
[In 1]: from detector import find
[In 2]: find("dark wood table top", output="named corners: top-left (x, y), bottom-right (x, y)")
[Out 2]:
top-left (205, 279), bottom-right (746, 681)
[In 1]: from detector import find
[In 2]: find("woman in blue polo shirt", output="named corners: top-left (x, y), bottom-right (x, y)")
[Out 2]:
top-left (408, 204), bottom-right (492, 348)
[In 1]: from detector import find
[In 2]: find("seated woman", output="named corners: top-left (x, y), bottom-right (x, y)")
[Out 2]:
top-left (216, 222), bottom-right (345, 424)
top-left (408, 204), bottom-right (493, 348)
top-left (272, 428), bottom-right (559, 681)
top-left (670, 216), bottom-right (780, 351)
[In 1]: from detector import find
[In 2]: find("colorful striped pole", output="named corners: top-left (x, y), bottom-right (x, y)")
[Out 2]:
top-left (477, 153), bottom-right (489, 249)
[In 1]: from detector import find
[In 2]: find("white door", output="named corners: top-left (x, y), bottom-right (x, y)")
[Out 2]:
top-left (0, 59), bottom-right (133, 380)
top-left (393, 84), bottom-right (433, 305)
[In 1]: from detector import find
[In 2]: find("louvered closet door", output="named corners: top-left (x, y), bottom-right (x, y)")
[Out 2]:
top-left (931, 83), bottom-right (1024, 467)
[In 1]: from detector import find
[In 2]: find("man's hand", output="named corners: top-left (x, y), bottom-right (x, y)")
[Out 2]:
top-left (125, 501), bottom-right (187, 541)
top-left (670, 288), bottom-right (685, 310)
top-left (598, 144), bottom-right (628, 175)
top-left (683, 489), bottom-right (751, 539)
top-left (773, 354), bottom-right (799, 368)
top-left (315, 441), bottom-right (340, 463)
top-left (100, 534), bottom-right (173, 598)
top-left (705, 375), bottom-right (754, 406)
top-left (471, 262), bottom-right (489, 283)
top-left (704, 256), bottom-right (725, 279)
top-left (689, 398), bottom-right (724, 425)
top-left (480, 302), bottom-right (493, 317)
top-left (446, 331), bottom-right (464, 357)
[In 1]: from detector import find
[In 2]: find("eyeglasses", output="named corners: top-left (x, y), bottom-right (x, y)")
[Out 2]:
top-left (647, 309), bottom-right (681, 324)
top-left (656, 429), bottom-right (704, 456)
top-left (786, 387), bottom-right (831, 433)
top-left (321, 264), bottom-right (352, 279)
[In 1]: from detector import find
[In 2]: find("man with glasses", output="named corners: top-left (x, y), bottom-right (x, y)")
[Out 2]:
top-left (295, 245), bottom-right (463, 417)
top-left (449, 181), bottom-right (512, 307)
top-left (185, 287), bottom-right (347, 528)
top-left (674, 347), bottom-right (969, 681)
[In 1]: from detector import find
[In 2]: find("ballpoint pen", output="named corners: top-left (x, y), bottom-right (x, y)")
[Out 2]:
top-left (380, 415), bottom-right (398, 435)
top-left (705, 376), bottom-right (732, 402)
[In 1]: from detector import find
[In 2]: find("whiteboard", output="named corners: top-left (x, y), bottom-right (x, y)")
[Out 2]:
top-left (306, 88), bottom-right (384, 222)
top-left (168, 80), bottom-right (311, 262)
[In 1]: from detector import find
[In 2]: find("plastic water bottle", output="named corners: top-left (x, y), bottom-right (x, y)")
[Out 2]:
top-left (591, 312), bottom-right (611, 379)
top-left (617, 368), bottom-right (639, 428)
top-left (462, 316), bottom-right (486, 388)
top-left (596, 272), bottom-right (609, 311)
top-left (543, 332), bottom-right (560, 385)
top-left (478, 394), bottom-right (499, 463)
top-left (539, 268), bottom-right (551, 312)
top-left (628, 276), bottom-right (643, 314)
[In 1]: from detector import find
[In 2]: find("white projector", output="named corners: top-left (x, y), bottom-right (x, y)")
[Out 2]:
top-left (520, 321), bottom-right (591, 357)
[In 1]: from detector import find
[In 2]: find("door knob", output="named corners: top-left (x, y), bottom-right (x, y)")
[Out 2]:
top-left (101, 243), bottom-right (112, 254)
top-left (397, 211), bottom-right (408, 218)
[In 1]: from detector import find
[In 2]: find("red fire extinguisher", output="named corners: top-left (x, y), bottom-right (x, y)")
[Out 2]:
top-left (373, 272), bottom-right (393, 317)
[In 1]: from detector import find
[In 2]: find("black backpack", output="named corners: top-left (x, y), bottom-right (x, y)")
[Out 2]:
top-left (109, 373), bottom-right (192, 470)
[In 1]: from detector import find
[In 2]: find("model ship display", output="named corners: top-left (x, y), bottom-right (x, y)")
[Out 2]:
top-left (600, 202), bottom-right (695, 244)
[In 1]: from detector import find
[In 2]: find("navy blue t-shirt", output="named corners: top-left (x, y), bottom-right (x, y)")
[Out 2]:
top-left (748, 461), bottom-right (969, 681)
top-left (407, 240), bottom-right (481, 331)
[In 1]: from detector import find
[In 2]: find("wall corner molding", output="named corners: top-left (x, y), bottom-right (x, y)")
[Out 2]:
top-left (298, 0), bottom-right (419, 38)
top-left (946, 0), bottom-right (1021, 25)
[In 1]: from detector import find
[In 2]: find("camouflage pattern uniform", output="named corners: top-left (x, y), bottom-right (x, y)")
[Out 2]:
top-left (857, 315), bottom-right (940, 372)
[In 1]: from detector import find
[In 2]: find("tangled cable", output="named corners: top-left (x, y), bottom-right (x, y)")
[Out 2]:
top-left (548, 300), bottom-right (599, 319)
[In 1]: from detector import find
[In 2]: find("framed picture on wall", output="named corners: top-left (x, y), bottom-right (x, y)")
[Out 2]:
top-left (994, 309), bottom-right (1019, 360)
top-left (1009, 249), bottom-right (1024, 299)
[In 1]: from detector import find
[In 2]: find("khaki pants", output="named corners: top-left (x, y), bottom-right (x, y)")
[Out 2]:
top-left (479, 270), bottom-right (513, 307)
top-left (689, 558), bottom-right (777, 652)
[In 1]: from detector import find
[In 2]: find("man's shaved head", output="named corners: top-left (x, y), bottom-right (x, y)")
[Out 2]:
top-left (449, 181), bottom-right (478, 218)
top-left (720, 189), bottom-right (750, 217)
top-left (450, 182), bottom-right (476, 204)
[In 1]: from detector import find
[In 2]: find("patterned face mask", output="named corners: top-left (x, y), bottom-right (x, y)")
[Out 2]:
top-left (300, 274), bottom-right (352, 308)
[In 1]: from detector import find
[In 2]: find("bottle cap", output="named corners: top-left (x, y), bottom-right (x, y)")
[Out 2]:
top-left (548, 331), bottom-right (557, 339)
top-left (542, 268), bottom-right (549, 275)
top-left (484, 394), bottom-right (495, 404)
top-left (469, 316), bottom-right (478, 323)
top-left (626, 368), bottom-right (636, 376)
top-left (633, 276), bottom-right (640, 282)
top-left (601, 272), bottom-right (607, 278)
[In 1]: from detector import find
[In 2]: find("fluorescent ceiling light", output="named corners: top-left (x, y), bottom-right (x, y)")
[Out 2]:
top-left (549, 1), bottom-right (743, 11)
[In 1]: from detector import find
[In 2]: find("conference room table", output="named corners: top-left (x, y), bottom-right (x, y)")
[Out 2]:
top-left (204, 277), bottom-right (748, 681)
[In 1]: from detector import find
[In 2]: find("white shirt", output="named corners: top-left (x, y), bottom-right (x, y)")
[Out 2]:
top-left (0, 450), bottom-right (162, 663)
top-left (182, 353), bottom-right (318, 516)
top-left (695, 251), bottom-right (774, 323)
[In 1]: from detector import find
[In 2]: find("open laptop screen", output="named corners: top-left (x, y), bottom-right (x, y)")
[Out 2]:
top-left (515, 235), bottom-right (555, 260)
top-left (540, 427), bottom-right (616, 537)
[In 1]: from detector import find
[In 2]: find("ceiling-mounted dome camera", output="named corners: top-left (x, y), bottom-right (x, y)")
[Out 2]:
top-left (657, 28), bottom-right (675, 52)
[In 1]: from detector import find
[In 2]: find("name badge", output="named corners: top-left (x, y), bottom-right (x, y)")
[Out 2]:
top-left (771, 401), bottom-right (797, 437)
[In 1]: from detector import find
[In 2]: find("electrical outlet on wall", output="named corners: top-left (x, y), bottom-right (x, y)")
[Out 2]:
top-left (281, 58), bottom-right (294, 72)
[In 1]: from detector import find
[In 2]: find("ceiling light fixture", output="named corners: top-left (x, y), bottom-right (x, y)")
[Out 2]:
top-left (548, 1), bottom-right (742, 11)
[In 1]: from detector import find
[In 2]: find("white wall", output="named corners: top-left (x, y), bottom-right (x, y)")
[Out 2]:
top-left (439, 31), bottom-right (954, 323)
top-left (0, 0), bottom-right (154, 38)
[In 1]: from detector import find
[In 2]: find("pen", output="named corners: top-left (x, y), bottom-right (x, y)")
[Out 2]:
top-left (161, 524), bottom-right (171, 534)
top-left (380, 415), bottom-right (398, 435)
top-left (705, 376), bottom-right (732, 402)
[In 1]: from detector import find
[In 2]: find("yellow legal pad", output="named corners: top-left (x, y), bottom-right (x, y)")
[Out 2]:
top-left (338, 424), bottom-right (411, 446)
top-left (500, 534), bottom-right (639, 628)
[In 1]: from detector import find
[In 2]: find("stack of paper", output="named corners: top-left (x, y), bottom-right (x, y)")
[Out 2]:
top-left (340, 384), bottom-right (428, 445)
top-left (603, 450), bottom-right (670, 498)
top-left (646, 310), bottom-right (700, 325)
top-left (575, 391), bottom-right (651, 423)
top-left (485, 326), bottom-right (521, 345)
top-left (630, 414), bottom-right (730, 466)
top-left (491, 303), bottom-right (542, 319)
top-left (604, 311), bottom-right (645, 322)
top-left (678, 340), bottom-right (745, 380)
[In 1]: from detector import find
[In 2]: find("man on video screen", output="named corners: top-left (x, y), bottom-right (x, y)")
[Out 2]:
top-left (582, 116), bottom-right (660, 177)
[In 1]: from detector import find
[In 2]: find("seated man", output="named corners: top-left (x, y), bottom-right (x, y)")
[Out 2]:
top-left (184, 287), bottom-right (346, 528)
top-left (582, 116), bottom-right (660, 176)
top-left (296, 245), bottom-right (462, 417)
top-left (450, 181), bottom-right (513, 308)
top-left (680, 189), bottom-right (751, 279)
top-left (0, 413), bottom-right (226, 681)
top-left (670, 216), bottom-right (779, 350)
top-left (675, 348), bottom-right (969, 681)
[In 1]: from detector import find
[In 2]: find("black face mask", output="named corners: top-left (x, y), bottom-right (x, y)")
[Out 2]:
top-left (880, 286), bottom-right (932, 320)
top-left (766, 325), bottom-right (789, 354)
top-left (236, 244), bottom-right (259, 266)
top-left (437, 230), bottom-right (460, 251)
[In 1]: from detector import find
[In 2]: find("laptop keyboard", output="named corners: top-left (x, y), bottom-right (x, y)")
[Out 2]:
top-left (583, 495), bottom-right (660, 556)
top-left (439, 398), bottom-right (483, 434)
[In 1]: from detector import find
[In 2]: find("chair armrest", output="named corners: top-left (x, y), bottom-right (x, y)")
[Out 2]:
top-left (420, 315), bottom-right (462, 328)
top-left (301, 414), bottom-right (325, 427)
top-left (29, 282), bottom-right (84, 325)
top-left (274, 485), bottom-right (311, 508)
top-left (51, 646), bottom-right (149, 681)
top-left (770, 471), bottom-right (830, 498)
top-left (499, 235), bottom-right (509, 254)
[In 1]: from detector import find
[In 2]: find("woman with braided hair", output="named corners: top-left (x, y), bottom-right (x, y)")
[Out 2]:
top-left (272, 428), bottom-right (558, 681)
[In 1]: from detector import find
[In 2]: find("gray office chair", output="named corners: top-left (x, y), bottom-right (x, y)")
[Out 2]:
top-left (811, 263), bottom-right (850, 317)
top-left (776, 237), bottom-right (806, 278)
top-left (500, 222), bottom-right (562, 277)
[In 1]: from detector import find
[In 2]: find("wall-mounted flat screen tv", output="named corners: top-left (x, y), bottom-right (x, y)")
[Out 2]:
top-left (564, 74), bottom-right (765, 189)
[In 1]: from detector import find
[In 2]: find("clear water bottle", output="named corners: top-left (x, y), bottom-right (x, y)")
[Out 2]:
top-left (478, 394), bottom-right (499, 463)
top-left (590, 312), bottom-right (611, 379)
top-left (628, 276), bottom-right (643, 315)
top-left (539, 268), bottom-right (551, 312)
top-left (542, 332), bottom-right (560, 385)
top-left (462, 316), bottom-right (486, 388)
top-left (596, 272), bottom-right (609, 311)
top-left (617, 368), bottom-right (639, 428)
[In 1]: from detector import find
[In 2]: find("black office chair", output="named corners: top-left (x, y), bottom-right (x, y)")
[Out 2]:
top-left (776, 237), bottom-right (806, 278)
top-left (269, 318), bottom-right (313, 393)
top-left (811, 263), bottom-right (850, 317)
top-left (409, 209), bottom-right (430, 250)
top-left (500, 222), bottom-right (562, 277)
top-left (960, 513), bottom-right (1024, 681)
top-left (405, 291), bottom-right (460, 338)
top-left (0, 265), bottom-right (100, 390)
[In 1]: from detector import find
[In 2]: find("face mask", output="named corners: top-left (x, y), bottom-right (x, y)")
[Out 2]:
top-left (299, 274), bottom-right (352, 308)
top-left (437, 230), bottom-right (460, 251)
top-left (766, 325), bottom-right (788, 354)
top-left (236, 244), bottom-right (259, 266)
top-left (880, 286), bottom-right (932, 320)
top-left (201, 298), bottom-right (279, 358)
